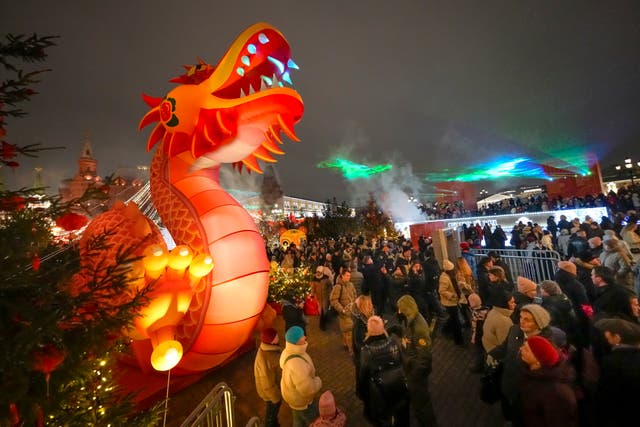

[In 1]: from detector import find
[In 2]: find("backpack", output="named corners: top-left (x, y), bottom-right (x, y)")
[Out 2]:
top-left (369, 359), bottom-right (408, 408)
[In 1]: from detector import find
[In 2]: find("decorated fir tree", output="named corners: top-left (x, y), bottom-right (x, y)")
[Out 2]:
top-left (0, 33), bottom-right (161, 426)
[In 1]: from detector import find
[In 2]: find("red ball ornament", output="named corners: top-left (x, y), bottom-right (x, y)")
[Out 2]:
top-left (55, 212), bottom-right (89, 231)
top-left (32, 344), bottom-right (66, 396)
top-left (1, 141), bottom-right (17, 160)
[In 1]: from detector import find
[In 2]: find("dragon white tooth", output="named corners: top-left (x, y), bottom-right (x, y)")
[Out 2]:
top-left (260, 78), bottom-right (268, 91)
top-left (248, 84), bottom-right (256, 95)
top-left (239, 88), bottom-right (246, 97)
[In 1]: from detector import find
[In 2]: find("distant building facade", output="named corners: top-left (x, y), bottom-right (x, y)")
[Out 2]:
top-left (58, 138), bottom-right (148, 216)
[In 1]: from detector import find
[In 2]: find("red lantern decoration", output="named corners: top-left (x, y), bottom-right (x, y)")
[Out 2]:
top-left (55, 212), bottom-right (89, 231)
top-left (32, 254), bottom-right (40, 271)
top-left (32, 344), bottom-right (66, 396)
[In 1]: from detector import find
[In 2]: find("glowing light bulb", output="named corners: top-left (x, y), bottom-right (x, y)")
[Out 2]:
top-left (189, 254), bottom-right (214, 278)
top-left (167, 245), bottom-right (193, 270)
top-left (142, 244), bottom-right (168, 278)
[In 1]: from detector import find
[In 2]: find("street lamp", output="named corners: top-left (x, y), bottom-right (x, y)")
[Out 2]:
top-left (615, 158), bottom-right (640, 186)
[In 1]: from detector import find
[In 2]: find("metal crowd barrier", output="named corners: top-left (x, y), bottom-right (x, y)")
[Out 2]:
top-left (471, 248), bottom-right (562, 283)
top-left (179, 382), bottom-right (236, 427)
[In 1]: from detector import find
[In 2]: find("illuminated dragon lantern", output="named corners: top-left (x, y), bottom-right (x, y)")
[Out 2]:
top-left (82, 23), bottom-right (303, 375)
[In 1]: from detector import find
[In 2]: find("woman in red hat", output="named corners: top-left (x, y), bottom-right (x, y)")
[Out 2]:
top-left (519, 335), bottom-right (578, 427)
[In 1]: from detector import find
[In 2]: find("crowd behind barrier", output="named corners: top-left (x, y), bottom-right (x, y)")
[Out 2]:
top-left (420, 184), bottom-right (640, 220)
top-left (259, 185), bottom-right (640, 426)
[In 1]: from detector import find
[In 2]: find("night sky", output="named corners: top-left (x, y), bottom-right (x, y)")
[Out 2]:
top-left (2, 1), bottom-right (639, 205)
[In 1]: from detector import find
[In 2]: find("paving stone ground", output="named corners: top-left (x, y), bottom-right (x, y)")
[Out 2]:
top-left (165, 312), bottom-right (504, 427)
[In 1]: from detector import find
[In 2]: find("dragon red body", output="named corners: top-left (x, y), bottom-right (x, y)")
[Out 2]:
top-left (132, 22), bottom-right (303, 373)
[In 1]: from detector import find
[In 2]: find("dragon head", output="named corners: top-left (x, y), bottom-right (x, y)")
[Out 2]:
top-left (139, 22), bottom-right (304, 173)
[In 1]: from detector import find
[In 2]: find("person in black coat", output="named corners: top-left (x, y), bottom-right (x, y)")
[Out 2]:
top-left (407, 261), bottom-right (429, 319)
top-left (362, 255), bottom-right (388, 316)
top-left (540, 280), bottom-right (578, 342)
top-left (281, 297), bottom-right (306, 334)
top-left (421, 248), bottom-right (444, 322)
top-left (476, 256), bottom-right (494, 307)
top-left (555, 261), bottom-right (590, 315)
top-left (357, 315), bottom-right (409, 426)
top-left (488, 251), bottom-right (513, 284)
top-left (593, 318), bottom-right (640, 427)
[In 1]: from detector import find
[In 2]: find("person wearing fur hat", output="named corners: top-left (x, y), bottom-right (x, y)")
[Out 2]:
top-left (593, 318), bottom-right (640, 426)
top-left (357, 315), bottom-right (409, 426)
top-left (254, 328), bottom-right (282, 427)
top-left (489, 304), bottom-right (562, 426)
top-left (519, 336), bottom-right (578, 427)
top-left (310, 390), bottom-right (346, 427)
top-left (280, 326), bottom-right (322, 427)
top-left (396, 295), bottom-right (438, 426)
top-left (438, 259), bottom-right (471, 346)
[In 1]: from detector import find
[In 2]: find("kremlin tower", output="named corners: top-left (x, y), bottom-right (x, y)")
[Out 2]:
top-left (59, 135), bottom-right (148, 216)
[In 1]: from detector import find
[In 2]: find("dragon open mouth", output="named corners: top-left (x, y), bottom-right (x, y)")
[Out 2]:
top-left (212, 27), bottom-right (299, 102)
top-left (140, 23), bottom-right (304, 174)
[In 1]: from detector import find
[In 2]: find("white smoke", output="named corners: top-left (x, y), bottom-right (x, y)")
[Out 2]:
top-left (218, 164), bottom-right (262, 198)
top-left (328, 121), bottom-right (426, 224)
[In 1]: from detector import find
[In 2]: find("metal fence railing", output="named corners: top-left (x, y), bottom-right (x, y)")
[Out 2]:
top-left (179, 382), bottom-right (236, 427)
top-left (471, 248), bottom-right (562, 283)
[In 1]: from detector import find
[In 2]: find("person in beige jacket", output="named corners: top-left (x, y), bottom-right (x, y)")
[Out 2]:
top-left (438, 259), bottom-right (472, 346)
top-left (482, 290), bottom-right (516, 353)
top-left (330, 269), bottom-right (358, 355)
top-left (254, 327), bottom-right (282, 427)
top-left (280, 326), bottom-right (322, 427)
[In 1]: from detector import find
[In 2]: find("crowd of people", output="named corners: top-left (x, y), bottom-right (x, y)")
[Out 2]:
top-left (420, 184), bottom-right (640, 220)
top-left (252, 205), bottom-right (640, 426)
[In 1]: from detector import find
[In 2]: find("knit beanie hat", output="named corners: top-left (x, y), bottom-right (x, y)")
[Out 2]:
top-left (540, 280), bottom-right (561, 296)
top-left (517, 276), bottom-right (537, 294)
top-left (367, 315), bottom-right (386, 337)
top-left (527, 335), bottom-right (560, 367)
top-left (442, 259), bottom-right (455, 271)
top-left (557, 260), bottom-right (577, 276)
top-left (467, 293), bottom-right (482, 309)
top-left (285, 326), bottom-right (305, 344)
top-left (460, 242), bottom-right (470, 251)
top-left (521, 304), bottom-right (551, 329)
top-left (318, 390), bottom-right (337, 418)
top-left (260, 327), bottom-right (278, 344)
